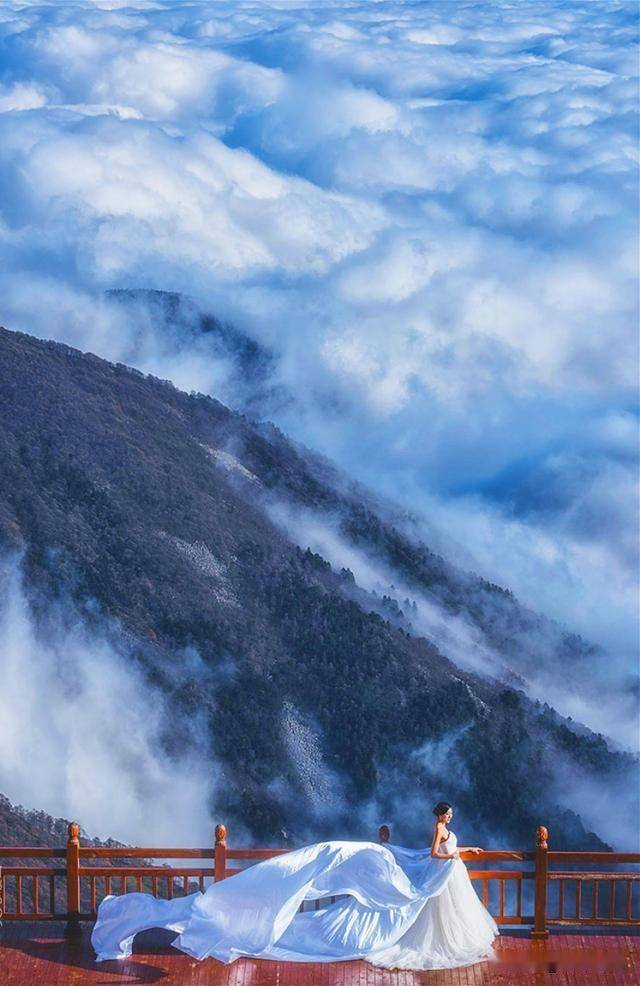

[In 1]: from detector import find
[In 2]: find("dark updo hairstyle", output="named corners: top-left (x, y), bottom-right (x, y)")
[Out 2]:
top-left (432, 801), bottom-right (452, 818)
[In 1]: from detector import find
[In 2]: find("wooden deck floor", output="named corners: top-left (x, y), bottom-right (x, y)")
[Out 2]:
top-left (0, 923), bottom-right (638, 985)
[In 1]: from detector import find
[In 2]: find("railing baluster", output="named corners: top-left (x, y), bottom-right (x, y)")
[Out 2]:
top-left (34, 875), bottom-right (39, 915)
top-left (121, 875), bottom-right (126, 895)
top-left (167, 874), bottom-right (173, 899)
top-left (576, 879), bottom-right (582, 920)
top-left (106, 875), bottom-right (112, 896)
top-left (558, 878), bottom-right (564, 919)
top-left (516, 876), bottom-right (522, 918)
top-left (16, 874), bottom-right (22, 914)
top-left (90, 876), bottom-right (96, 914)
top-left (593, 879), bottom-right (599, 920)
top-left (609, 880), bottom-right (615, 920)
top-left (627, 880), bottom-right (632, 920)
top-left (482, 879), bottom-right (488, 907)
top-left (183, 875), bottom-right (188, 895)
top-left (49, 874), bottom-right (55, 915)
top-left (499, 878), bottom-right (505, 918)
top-left (137, 875), bottom-right (142, 892)
top-left (152, 873), bottom-right (158, 897)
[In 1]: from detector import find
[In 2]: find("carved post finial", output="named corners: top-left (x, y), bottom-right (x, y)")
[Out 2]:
top-left (67, 821), bottom-right (80, 843)
top-left (378, 824), bottom-right (390, 844)
top-left (536, 825), bottom-right (549, 849)
top-left (214, 823), bottom-right (227, 882)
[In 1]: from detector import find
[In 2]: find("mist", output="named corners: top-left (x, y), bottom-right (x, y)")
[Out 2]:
top-left (0, 555), bottom-right (215, 845)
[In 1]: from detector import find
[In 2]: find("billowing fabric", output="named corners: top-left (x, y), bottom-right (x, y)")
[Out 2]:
top-left (91, 831), bottom-right (497, 970)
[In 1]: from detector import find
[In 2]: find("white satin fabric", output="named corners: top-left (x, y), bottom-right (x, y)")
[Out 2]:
top-left (91, 831), bottom-right (497, 970)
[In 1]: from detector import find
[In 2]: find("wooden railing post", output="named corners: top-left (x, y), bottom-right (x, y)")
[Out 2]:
top-left (532, 825), bottom-right (549, 940)
top-left (378, 824), bottom-right (390, 845)
top-left (64, 821), bottom-right (81, 938)
top-left (214, 824), bottom-right (227, 882)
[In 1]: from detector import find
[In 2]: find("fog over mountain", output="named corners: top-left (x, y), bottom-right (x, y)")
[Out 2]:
top-left (0, 0), bottom-right (636, 683)
top-left (0, 2), bottom-right (637, 854)
top-left (0, 326), bottom-right (637, 853)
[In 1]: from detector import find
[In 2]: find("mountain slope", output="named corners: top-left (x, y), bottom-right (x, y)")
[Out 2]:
top-left (0, 325), bottom-right (635, 850)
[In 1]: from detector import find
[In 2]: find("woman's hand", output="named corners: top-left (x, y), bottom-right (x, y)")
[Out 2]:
top-left (469, 847), bottom-right (482, 854)
top-left (452, 850), bottom-right (461, 859)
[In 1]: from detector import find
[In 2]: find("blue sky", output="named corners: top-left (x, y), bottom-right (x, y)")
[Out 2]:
top-left (0, 1), bottom-right (637, 674)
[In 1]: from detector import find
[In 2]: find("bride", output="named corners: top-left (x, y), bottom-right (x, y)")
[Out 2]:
top-left (92, 801), bottom-right (498, 970)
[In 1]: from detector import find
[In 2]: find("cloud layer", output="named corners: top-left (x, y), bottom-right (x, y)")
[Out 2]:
top-left (0, 2), bottom-right (637, 681)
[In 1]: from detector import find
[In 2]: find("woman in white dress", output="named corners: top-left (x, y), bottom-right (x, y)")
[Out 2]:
top-left (367, 801), bottom-right (498, 970)
top-left (92, 801), bottom-right (498, 971)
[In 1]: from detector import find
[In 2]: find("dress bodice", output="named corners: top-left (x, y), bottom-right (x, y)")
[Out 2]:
top-left (443, 830), bottom-right (457, 852)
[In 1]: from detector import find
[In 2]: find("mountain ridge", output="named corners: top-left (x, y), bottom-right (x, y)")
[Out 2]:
top-left (0, 324), bottom-right (635, 851)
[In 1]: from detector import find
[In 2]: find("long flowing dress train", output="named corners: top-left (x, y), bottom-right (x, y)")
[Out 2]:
top-left (91, 830), bottom-right (498, 970)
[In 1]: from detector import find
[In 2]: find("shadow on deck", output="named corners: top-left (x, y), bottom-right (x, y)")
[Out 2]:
top-left (0, 922), bottom-right (638, 986)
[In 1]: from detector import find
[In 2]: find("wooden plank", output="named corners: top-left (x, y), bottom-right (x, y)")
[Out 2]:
top-left (467, 869), bottom-right (531, 880)
top-left (549, 871), bottom-right (640, 880)
top-left (79, 846), bottom-right (214, 857)
top-left (550, 851), bottom-right (640, 864)
top-left (550, 917), bottom-right (640, 926)
top-left (0, 847), bottom-right (66, 858)
top-left (1, 866), bottom-right (66, 876)
top-left (79, 865), bottom-right (215, 876)
top-left (227, 848), bottom-right (292, 859)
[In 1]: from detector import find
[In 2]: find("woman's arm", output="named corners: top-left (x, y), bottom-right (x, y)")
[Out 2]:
top-left (457, 846), bottom-right (482, 854)
top-left (430, 823), bottom-right (459, 860)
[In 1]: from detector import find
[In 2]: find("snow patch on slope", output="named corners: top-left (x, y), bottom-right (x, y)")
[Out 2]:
top-left (281, 700), bottom-right (343, 815)
top-left (162, 533), bottom-right (238, 607)
top-left (201, 444), bottom-right (262, 487)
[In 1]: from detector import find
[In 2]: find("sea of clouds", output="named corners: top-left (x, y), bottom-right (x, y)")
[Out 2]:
top-left (0, 2), bottom-right (637, 709)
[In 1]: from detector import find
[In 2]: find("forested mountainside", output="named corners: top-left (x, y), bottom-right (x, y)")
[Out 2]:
top-left (0, 325), bottom-right (635, 851)
top-left (0, 793), bottom-right (144, 911)
top-left (0, 793), bottom-right (126, 854)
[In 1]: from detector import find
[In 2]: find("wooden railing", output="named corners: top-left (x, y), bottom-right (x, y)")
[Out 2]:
top-left (0, 823), bottom-right (637, 939)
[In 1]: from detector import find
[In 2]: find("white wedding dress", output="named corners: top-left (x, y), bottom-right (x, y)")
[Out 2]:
top-left (92, 831), bottom-right (498, 970)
